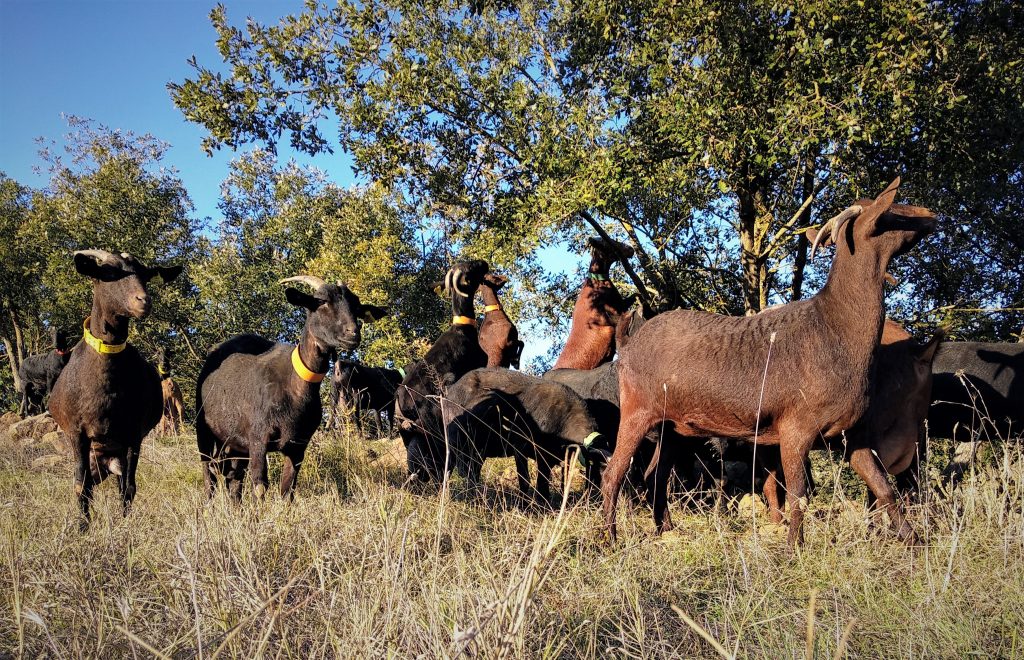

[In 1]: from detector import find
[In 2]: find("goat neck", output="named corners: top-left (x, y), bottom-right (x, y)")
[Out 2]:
top-left (450, 287), bottom-right (478, 325)
top-left (479, 282), bottom-right (502, 313)
top-left (815, 227), bottom-right (889, 366)
top-left (294, 324), bottom-right (332, 386)
top-left (88, 297), bottom-right (132, 346)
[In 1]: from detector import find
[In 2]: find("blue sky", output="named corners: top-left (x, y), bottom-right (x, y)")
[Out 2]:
top-left (0, 0), bottom-right (349, 222)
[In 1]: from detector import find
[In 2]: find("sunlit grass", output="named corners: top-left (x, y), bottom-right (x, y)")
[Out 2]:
top-left (1, 427), bottom-right (1022, 657)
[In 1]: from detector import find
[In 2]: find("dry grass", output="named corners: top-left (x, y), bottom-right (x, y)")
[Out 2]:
top-left (1, 428), bottom-right (1023, 658)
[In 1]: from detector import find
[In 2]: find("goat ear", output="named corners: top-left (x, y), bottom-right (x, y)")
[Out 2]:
top-left (151, 265), bottom-right (183, 284)
top-left (861, 177), bottom-right (901, 230)
top-left (918, 330), bottom-right (945, 365)
top-left (284, 287), bottom-right (324, 311)
top-left (74, 252), bottom-right (122, 281)
top-left (360, 304), bottom-right (389, 322)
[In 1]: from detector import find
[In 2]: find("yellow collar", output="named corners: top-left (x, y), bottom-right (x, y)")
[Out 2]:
top-left (82, 317), bottom-right (126, 355)
top-left (482, 304), bottom-right (502, 313)
top-left (452, 315), bottom-right (477, 327)
top-left (291, 346), bottom-right (325, 383)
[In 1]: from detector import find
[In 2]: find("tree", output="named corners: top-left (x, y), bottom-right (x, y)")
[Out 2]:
top-left (0, 117), bottom-right (202, 410)
top-left (173, 0), bottom-right (1024, 336)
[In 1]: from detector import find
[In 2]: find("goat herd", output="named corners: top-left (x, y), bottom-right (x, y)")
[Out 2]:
top-left (13, 178), bottom-right (1024, 549)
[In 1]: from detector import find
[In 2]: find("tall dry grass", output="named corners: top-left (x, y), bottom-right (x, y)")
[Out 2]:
top-left (1, 427), bottom-right (1022, 658)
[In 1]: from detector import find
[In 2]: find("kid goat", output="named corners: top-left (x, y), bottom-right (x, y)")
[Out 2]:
top-left (605, 178), bottom-right (937, 547)
top-left (49, 250), bottom-right (182, 528)
top-left (196, 275), bottom-right (386, 500)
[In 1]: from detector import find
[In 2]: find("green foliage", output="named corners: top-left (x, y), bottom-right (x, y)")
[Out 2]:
top-left (172, 0), bottom-right (1024, 334)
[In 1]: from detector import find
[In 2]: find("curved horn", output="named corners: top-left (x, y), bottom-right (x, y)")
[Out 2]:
top-left (809, 205), bottom-right (863, 260)
top-left (73, 249), bottom-right (118, 266)
top-left (279, 275), bottom-right (328, 295)
top-left (451, 267), bottom-right (470, 298)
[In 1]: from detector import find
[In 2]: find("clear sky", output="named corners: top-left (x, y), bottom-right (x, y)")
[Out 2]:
top-left (0, 0), bottom-right (353, 223)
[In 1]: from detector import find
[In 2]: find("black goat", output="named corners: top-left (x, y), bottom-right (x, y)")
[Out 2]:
top-left (196, 275), bottom-right (386, 501)
top-left (928, 340), bottom-right (1024, 442)
top-left (329, 359), bottom-right (403, 435)
top-left (18, 327), bottom-right (72, 416)
top-left (443, 368), bottom-right (610, 502)
top-left (49, 250), bottom-right (182, 527)
top-left (395, 260), bottom-right (490, 481)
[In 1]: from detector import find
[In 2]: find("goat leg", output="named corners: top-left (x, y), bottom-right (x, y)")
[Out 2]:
top-left (73, 434), bottom-right (94, 531)
top-left (780, 436), bottom-right (814, 549)
top-left (279, 448), bottom-right (305, 500)
top-left (512, 452), bottom-right (531, 497)
top-left (117, 446), bottom-right (139, 516)
top-left (249, 444), bottom-right (269, 500)
top-left (650, 440), bottom-right (675, 533)
top-left (849, 445), bottom-right (919, 545)
top-left (602, 403), bottom-right (653, 542)
top-left (535, 448), bottom-right (555, 507)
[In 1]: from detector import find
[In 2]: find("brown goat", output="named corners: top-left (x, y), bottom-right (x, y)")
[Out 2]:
top-left (49, 250), bottom-right (182, 528)
top-left (477, 273), bottom-right (524, 369)
top-left (553, 237), bottom-right (635, 370)
top-left (156, 346), bottom-right (185, 436)
top-left (604, 178), bottom-right (937, 547)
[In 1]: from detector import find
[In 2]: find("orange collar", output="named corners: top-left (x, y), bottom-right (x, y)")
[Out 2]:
top-left (452, 315), bottom-right (477, 327)
top-left (482, 304), bottom-right (502, 313)
top-left (291, 347), bottom-right (326, 383)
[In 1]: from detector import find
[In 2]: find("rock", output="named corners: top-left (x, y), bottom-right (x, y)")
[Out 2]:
top-left (0, 411), bottom-right (21, 434)
top-left (734, 493), bottom-right (767, 516)
top-left (4, 413), bottom-right (59, 443)
top-left (42, 430), bottom-right (72, 455)
top-left (31, 454), bottom-right (65, 470)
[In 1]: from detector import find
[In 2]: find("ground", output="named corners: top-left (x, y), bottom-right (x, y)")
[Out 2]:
top-left (1, 428), bottom-right (1022, 657)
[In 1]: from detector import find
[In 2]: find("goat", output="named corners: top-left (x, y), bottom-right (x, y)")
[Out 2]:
top-left (604, 178), bottom-right (937, 547)
top-left (553, 237), bottom-right (635, 370)
top-left (196, 275), bottom-right (386, 501)
top-left (395, 259), bottom-right (490, 481)
top-left (927, 340), bottom-right (1024, 443)
top-left (477, 273), bottom-right (524, 369)
top-left (18, 327), bottom-right (71, 416)
top-left (328, 359), bottom-right (402, 435)
top-left (442, 368), bottom-right (610, 502)
top-left (48, 250), bottom-right (182, 527)
top-left (156, 346), bottom-right (185, 436)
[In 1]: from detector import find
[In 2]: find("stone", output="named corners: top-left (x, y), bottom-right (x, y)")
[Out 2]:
top-left (42, 430), bottom-right (72, 455)
top-left (5, 413), bottom-right (59, 443)
top-left (31, 454), bottom-right (65, 470)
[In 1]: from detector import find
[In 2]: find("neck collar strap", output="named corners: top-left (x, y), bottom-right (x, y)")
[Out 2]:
top-left (452, 315), bottom-right (477, 327)
top-left (158, 366), bottom-right (169, 378)
top-left (483, 304), bottom-right (502, 313)
top-left (291, 346), bottom-right (326, 383)
top-left (83, 317), bottom-right (126, 355)
top-left (588, 273), bottom-right (609, 282)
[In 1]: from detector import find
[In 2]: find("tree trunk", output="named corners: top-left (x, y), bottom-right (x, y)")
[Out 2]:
top-left (790, 163), bottom-right (816, 301)
top-left (2, 335), bottom-right (21, 393)
top-left (737, 177), bottom-right (771, 315)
